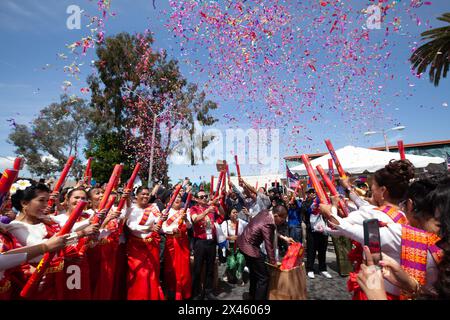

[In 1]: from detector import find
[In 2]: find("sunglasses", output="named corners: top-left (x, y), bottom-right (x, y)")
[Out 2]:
top-left (198, 195), bottom-right (208, 199)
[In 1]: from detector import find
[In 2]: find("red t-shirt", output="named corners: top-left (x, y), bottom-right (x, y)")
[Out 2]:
top-left (190, 205), bottom-right (224, 240)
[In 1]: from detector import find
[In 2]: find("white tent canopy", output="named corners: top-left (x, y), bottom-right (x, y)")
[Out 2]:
top-left (290, 145), bottom-right (445, 176)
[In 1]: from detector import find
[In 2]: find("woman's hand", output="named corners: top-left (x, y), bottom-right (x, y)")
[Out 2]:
top-left (357, 246), bottom-right (387, 300)
top-left (107, 209), bottom-right (121, 221)
top-left (81, 223), bottom-right (100, 238)
top-left (49, 191), bottom-right (60, 204)
top-left (152, 223), bottom-right (161, 233)
top-left (319, 203), bottom-right (333, 219)
top-left (330, 195), bottom-right (340, 207)
top-left (45, 234), bottom-right (70, 252)
top-left (121, 189), bottom-right (131, 200)
top-left (340, 177), bottom-right (352, 190)
top-left (90, 209), bottom-right (108, 222)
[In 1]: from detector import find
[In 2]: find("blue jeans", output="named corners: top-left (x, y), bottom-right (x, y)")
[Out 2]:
top-left (288, 225), bottom-right (302, 243)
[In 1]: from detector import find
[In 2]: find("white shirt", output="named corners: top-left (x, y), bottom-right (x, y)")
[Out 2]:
top-left (6, 221), bottom-right (48, 263)
top-left (126, 204), bottom-right (160, 239)
top-left (221, 219), bottom-right (247, 239)
top-left (50, 212), bottom-right (92, 232)
top-left (340, 205), bottom-right (407, 226)
top-left (51, 210), bottom-right (110, 240)
top-left (327, 213), bottom-right (439, 296)
top-left (248, 192), bottom-right (271, 218)
top-left (162, 207), bottom-right (192, 234)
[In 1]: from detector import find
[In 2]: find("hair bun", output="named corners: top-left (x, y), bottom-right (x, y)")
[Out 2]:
top-left (386, 159), bottom-right (415, 183)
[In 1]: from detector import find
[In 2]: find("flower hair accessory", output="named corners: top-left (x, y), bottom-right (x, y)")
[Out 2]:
top-left (9, 180), bottom-right (32, 195)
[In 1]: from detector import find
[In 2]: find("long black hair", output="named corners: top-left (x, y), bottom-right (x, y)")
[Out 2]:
top-left (431, 177), bottom-right (450, 299)
top-left (405, 178), bottom-right (438, 220)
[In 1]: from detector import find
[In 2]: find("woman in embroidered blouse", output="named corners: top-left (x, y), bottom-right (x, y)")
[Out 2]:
top-left (321, 160), bottom-right (415, 299)
top-left (321, 177), bottom-right (442, 299)
top-left (357, 177), bottom-right (450, 300)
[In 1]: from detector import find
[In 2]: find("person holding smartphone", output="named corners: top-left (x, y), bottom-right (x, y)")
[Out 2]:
top-left (320, 177), bottom-right (444, 299)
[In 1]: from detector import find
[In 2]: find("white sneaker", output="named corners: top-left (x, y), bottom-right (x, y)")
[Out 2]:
top-left (321, 271), bottom-right (332, 279)
top-left (307, 271), bottom-right (315, 279)
top-left (244, 266), bottom-right (249, 273)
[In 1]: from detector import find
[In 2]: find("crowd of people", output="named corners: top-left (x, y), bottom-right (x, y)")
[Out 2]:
top-left (0, 158), bottom-right (449, 300)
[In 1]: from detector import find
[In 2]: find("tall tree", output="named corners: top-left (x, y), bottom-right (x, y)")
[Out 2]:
top-left (410, 13), bottom-right (450, 86)
top-left (87, 32), bottom-right (218, 185)
top-left (8, 95), bottom-right (91, 178)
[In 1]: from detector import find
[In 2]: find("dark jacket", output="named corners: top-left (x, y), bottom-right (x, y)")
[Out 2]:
top-left (237, 210), bottom-right (276, 262)
top-left (301, 198), bottom-right (314, 231)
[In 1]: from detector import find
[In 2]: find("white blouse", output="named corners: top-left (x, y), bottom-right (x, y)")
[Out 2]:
top-left (327, 214), bottom-right (438, 296)
top-left (162, 207), bottom-right (192, 234)
top-left (6, 221), bottom-right (49, 263)
top-left (126, 204), bottom-right (160, 239)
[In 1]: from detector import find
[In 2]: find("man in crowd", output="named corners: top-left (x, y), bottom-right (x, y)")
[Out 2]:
top-left (237, 205), bottom-right (289, 300)
top-left (190, 190), bottom-right (226, 300)
top-left (301, 188), bottom-right (332, 279)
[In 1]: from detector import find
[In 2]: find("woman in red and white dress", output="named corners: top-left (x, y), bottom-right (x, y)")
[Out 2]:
top-left (1, 222), bottom-right (69, 300)
top-left (6, 181), bottom-right (95, 299)
top-left (51, 187), bottom-right (100, 300)
top-left (125, 186), bottom-right (167, 300)
top-left (90, 188), bottom-right (131, 300)
top-left (162, 195), bottom-right (192, 300)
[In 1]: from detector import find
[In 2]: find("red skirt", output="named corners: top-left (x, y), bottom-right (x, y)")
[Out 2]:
top-left (164, 232), bottom-right (192, 300)
top-left (26, 258), bottom-right (66, 300)
top-left (127, 236), bottom-right (165, 300)
top-left (62, 257), bottom-right (91, 300)
top-left (92, 238), bottom-right (119, 300)
top-left (112, 242), bottom-right (127, 300)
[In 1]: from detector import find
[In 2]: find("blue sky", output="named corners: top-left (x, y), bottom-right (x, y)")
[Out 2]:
top-left (0, 0), bottom-right (449, 183)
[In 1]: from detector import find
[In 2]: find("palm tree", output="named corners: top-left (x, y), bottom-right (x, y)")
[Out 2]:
top-left (410, 13), bottom-right (450, 86)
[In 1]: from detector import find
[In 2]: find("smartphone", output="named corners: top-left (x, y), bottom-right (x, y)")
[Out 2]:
top-left (363, 219), bottom-right (382, 265)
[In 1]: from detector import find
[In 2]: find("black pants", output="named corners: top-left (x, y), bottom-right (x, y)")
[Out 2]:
top-left (192, 239), bottom-right (216, 297)
top-left (243, 253), bottom-right (269, 300)
top-left (306, 230), bottom-right (328, 272)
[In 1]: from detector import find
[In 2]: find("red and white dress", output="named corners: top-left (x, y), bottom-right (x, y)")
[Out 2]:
top-left (0, 227), bottom-right (24, 300)
top-left (89, 206), bottom-right (127, 300)
top-left (126, 203), bottom-right (164, 300)
top-left (162, 207), bottom-right (192, 300)
top-left (51, 211), bottom-right (93, 300)
top-left (7, 220), bottom-right (65, 300)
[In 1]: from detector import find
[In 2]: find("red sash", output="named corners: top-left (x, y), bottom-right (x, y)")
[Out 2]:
top-left (139, 205), bottom-right (159, 225)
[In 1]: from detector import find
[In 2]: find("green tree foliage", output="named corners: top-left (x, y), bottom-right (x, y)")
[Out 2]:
top-left (8, 95), bottom-right (91, 178)
top-left (86, 32), bottom-right (218, 186)
top-left (410, 13), bottom-right (450, 86)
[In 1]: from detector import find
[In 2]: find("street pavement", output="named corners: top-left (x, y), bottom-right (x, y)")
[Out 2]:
top-left (214, 239), bottom-right (352, 300)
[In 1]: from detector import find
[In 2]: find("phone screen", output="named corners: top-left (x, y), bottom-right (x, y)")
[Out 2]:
top-left (363, 219), bottom-right (382, 265)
